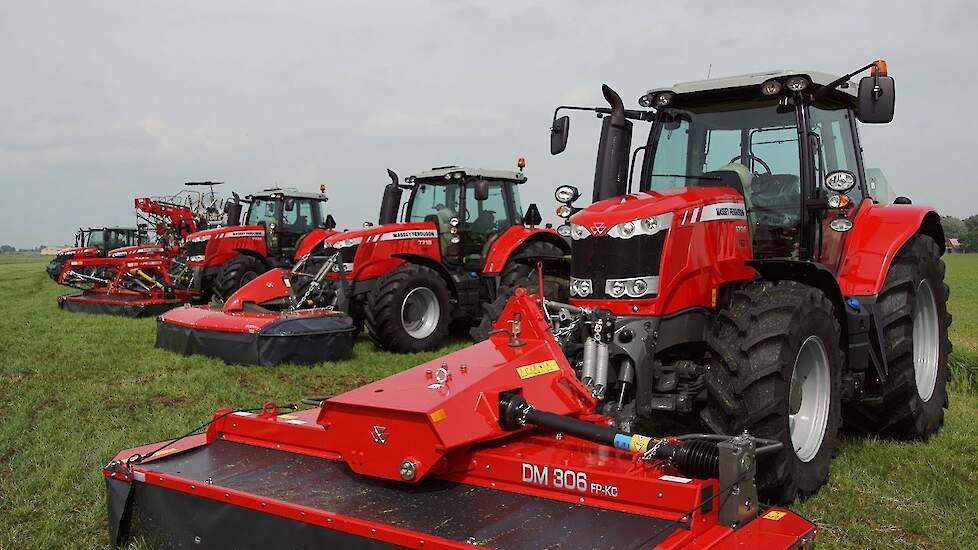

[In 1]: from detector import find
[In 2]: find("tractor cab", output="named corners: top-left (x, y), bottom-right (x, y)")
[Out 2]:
top-left (239, 189), bottom-right (331, 258)
top-left (78, 227), bottom-right (145, 255)
top-left (402, 166), bottom-right (530, 269)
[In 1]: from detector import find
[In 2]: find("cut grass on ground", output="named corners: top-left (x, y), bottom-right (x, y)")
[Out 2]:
top-left (0, 254), bottom-right (976, 549)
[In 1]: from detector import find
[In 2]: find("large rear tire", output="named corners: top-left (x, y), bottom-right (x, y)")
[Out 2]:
top-left (470, 242), bottom-right (569, 342)
top-left (843, 234), bottom-right (951, 439)
top-left (365, 264), bottom-right (451, 352)
top-left (214, 255), bottom-right (265, 301)
top-left (702, 280), bottom-right (843, 504)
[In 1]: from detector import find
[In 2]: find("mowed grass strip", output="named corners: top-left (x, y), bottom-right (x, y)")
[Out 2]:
top-left (0, 254), bottom-right (975, 549)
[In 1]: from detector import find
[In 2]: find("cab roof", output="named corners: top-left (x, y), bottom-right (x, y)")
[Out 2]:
top-left (648, 70), bottom-right (858, 105)
top-left (250, 188), bottom-right (328, 201)
top-left (409, 166), bottom-right (527, 183)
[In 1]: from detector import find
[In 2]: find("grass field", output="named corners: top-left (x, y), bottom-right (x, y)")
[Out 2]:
top-left (1, 253), bottom-right (976, 549)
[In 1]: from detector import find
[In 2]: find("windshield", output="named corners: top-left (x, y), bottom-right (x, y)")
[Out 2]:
top-left (105, 230), bottom-right (130, 249)
top-left (642, 98), bottom-right (802, 258)
top-left (87, 230), bottom-right (104, 248)
top-left (246, 198), bottom-right (280, 226)
top-left (407, 182), bottom-right (462, 224)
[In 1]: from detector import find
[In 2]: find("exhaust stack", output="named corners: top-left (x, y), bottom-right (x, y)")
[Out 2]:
top-left (592, 85), bottom-right (633, 202)
top-left (378, 169), bottom-right (402, 225)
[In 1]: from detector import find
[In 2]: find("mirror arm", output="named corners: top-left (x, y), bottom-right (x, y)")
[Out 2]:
top-left (553, 105), bottom-right (653, 123)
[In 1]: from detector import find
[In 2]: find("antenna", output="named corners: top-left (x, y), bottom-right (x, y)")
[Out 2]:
top-left (707, 63), bottom-right (712, 79)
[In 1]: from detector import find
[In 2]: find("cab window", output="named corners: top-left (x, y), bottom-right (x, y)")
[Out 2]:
top-left (281, 200), bottom-right (318, 232)
top-left (465, 181), bottom-right (513, 234)
top-left (246, 198), bottom-right (279, 226)
top-left (810, 105), bottom-right (863, 204)
top-left (408, 183), bottom-right (462, 224)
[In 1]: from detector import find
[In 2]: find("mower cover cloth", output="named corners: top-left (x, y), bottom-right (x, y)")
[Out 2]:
top-left (155, 309), bottom-right (355, 366)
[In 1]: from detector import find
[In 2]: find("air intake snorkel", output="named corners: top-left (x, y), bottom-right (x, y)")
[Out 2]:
top-left (592, 85), bottom-right (633, 202)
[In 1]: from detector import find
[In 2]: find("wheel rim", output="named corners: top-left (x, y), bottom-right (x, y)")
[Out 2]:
top-left (401, 287), bottom-right (440, 340)
top-left (913, 279), bottom-right (940, 402)
top-left (788, 336), bottom-right (831, 463)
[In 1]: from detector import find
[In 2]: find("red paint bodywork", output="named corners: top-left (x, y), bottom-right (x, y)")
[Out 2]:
top-left (106, 292), bottom-right (815, 548)
top-left (322, 222), bottom-right (442, 281)
top-left (570, 188), bottom-right (755, 316)
top-left (836, 200), bottom-right (941, 296)
top-left (480, 225), bottom-right (566, 274)
top-left (185, 225), bottom-right (268, 268)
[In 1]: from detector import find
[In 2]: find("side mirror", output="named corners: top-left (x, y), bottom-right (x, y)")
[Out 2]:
top-left (894, 196), bottom-right (912, 205)
top-left (857, 75), bottom-right (895, 123)
top-left (324, 214), bottom-right (337, 229)
top-left (551, 115), bottom-right (570, 155)
top-left (524, 203), bottom-right (542, 227)
top-left (473, 180), bottom-right (490, 201)
top-left (284, 198), bottom-right (296, 212)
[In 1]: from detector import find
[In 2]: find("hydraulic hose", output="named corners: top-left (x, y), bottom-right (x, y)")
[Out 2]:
top-left (499, 394), bottom-right (719, 479)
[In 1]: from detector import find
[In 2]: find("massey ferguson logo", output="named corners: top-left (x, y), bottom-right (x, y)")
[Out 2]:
top-left (590, 222), bottom-right (607, 235)
top-left (371, 426), bottom-right (388, 444)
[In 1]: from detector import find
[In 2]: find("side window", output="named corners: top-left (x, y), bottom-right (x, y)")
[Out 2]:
top-left (810, 106), bottom-right (864, 203)
top-left (282, 200), bottom-right (315, 231)
top-left (648, 118), bottom-right (690, 190)
top-left (465, 181), bottom-right (512, 234)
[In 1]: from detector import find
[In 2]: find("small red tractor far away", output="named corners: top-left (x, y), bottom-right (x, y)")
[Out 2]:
top-left (46, 226), bottom-right (149, 281)
top-left (502, 59), bottom-right (950, 504)
top-left (320, 163), bottom-right (569, 352)
top-left (175, 187), bottom-right (337, 301)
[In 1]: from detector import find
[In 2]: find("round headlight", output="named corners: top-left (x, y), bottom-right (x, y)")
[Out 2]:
top-left (829, 218), bottom-right (854, 233)
top-left (620, 221), bottom-right (635, 236)
top-left (450, 217), bottom-right (460, 227)
top-left (572, 225), bottom-right (589, 240)
top-left (827, 194), bottom-right (851, 209)
top-left (654, 92), bottom-right (673, 107)
top-left (610, 281), bottom-right (626, 298)
top-left (630, 278), bottom-right (648, 296)
top-left (554, 185), bottom-right (579, 203)
top-left (450, 235), bottom-right (461, 244)
top-left (268, 222), bottom-right (277, 231)
top-left (761, 79), bottom-right (783, 96)
top-left (638, 94), bottom-right (653, 108)
top-left (785, 76), bottom-right (810, 92)
top-left (641, 216), bottom-right (658, 233)
top-left (557, 223), bottom-right (572, 237)
top-left (825, 170), bottom-right (857, 192)
top-left (556, 204), bottom-right (572, 218)
top-left (579, 280), bottom-right (591, 296)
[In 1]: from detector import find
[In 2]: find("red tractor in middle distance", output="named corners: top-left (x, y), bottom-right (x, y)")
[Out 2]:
top-left (321, 163), bottom-right (570, 352)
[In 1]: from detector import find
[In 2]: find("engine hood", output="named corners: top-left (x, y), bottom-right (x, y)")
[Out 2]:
top-left (322, 222), bottom-right (437, 248)
top-left (56, 246), bottom-right (98, 256)
top-left (108, 245), bottom-right (164, 258)
top-left (186, 225), bottom-right (265, 242)
top-left (570, 187), bottom-right (745, 231)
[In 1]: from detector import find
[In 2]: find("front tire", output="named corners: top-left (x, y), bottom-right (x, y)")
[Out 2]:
top-left (843, 234), bottom-right (951, 439)
top-left (214, 255), bottom-right (265, 301)
top-left (365, 264), bottom-right (451, 352)
top-left (702, 280), bottom-right (843, 504)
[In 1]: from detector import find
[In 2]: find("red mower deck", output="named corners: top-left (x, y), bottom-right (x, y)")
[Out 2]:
top-left (107, 293), bottom-right (816, 548)
top-left (58, 291), bottom-right (189, 318)
top-left (156, 303), bottom-right (354, 366)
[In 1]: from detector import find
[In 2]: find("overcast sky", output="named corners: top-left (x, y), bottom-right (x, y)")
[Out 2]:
top-left (1, 0), bottom-right (974, 248)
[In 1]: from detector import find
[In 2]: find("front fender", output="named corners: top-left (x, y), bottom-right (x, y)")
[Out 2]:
top-left (836, 202), bottom-right (943, 296)
top-left (481, 226), bottom-right (569, 274)
top-left (294, 228), bottom-right (338, 261)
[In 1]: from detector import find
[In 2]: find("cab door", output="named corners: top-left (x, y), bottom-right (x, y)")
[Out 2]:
top-left (809, 105), bottom-right (866, 273)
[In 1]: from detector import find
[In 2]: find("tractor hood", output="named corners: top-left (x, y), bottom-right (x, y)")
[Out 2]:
top-left (185, 225), bottom-right (265, 243)
top-left (56, 246), bottom-right (98, 257)
top-left (322, 222), bottom-right (437, 249)
top-left (570, 186), bottom-right (745, 236)
top-left (107, 245), bottom-right (164, 258)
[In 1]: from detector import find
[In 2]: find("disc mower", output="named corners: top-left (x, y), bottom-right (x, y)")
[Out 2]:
top-left (462, 59), bottom-right (946, 505)
top-left (104, 289), bottom-right (816, 549)
top-left (317, 163), bottom-right (569, 353)
top-left (46, 226), bottom-right (149, 281)
top-left (175, 186), bottom-right (338, 302)
top-left (57, 255), bottom-right (195, 317)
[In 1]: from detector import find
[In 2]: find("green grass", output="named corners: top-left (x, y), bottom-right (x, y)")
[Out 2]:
top-left (0, 254), bottom-right (976, 548)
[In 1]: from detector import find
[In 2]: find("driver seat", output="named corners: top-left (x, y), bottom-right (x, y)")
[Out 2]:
top-left (700, 163), bottom-right (753, 212)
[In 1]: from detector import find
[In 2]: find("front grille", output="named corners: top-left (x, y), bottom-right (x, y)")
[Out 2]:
top-left (571, 232), bottom-right (666, 299)
top-left (185, 240), bottom-right (207, 259)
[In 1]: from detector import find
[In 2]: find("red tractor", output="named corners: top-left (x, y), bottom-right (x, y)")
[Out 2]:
top-left (46, 226), bottom-right (149, 281)
top-left (490, 60), bottom-right (949, 504)
top-left (176, 187), bottom-right (337, 301)
top-left (320, 164), bottom-right (569, 352)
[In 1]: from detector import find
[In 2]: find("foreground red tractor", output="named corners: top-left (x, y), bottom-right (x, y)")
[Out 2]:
top-left (320, 164), bottom-right (569, 352)
top-left (176, 187), bottom-right (337, 301)
top-left (512, 60), bottom-right (950, 504)
top-left (46, 226), bottom-right (148, 281)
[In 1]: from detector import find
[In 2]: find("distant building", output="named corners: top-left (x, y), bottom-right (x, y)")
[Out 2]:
top-left (40, 247), bottom-right (64, 255)
top-left (946, 238), bottom-right (966, 254)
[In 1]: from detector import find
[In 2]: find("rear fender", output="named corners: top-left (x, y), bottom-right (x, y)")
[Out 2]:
top-left (482, 226), bottom-right (569, 275)
top-left (390, 253), bottom-right (457, 298)
top-left (222, 268), bottom-right (291, 312)
top-left (836, 203), bottom-right (943, 296)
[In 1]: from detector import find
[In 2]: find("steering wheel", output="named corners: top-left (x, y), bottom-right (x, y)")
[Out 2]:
top-left (728, 153), bottom-right (773, 176)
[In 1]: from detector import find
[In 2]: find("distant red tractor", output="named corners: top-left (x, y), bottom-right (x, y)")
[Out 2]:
top-left (176, 187), bottom-right (337, 301)
top-left (497, 60), bottom-right (951, 504)
top-left (46, 226), bottom-right (149, 281)
top-left (319, 164), bottom-right (570, 352)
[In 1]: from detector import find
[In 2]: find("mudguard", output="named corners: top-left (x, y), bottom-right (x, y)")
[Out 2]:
top-left (836, 202), bottom-right (943, 296)
top-left (294, 228), bottom-right (338, 260)
top-left (481, 226), bottom-right (568, 274)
